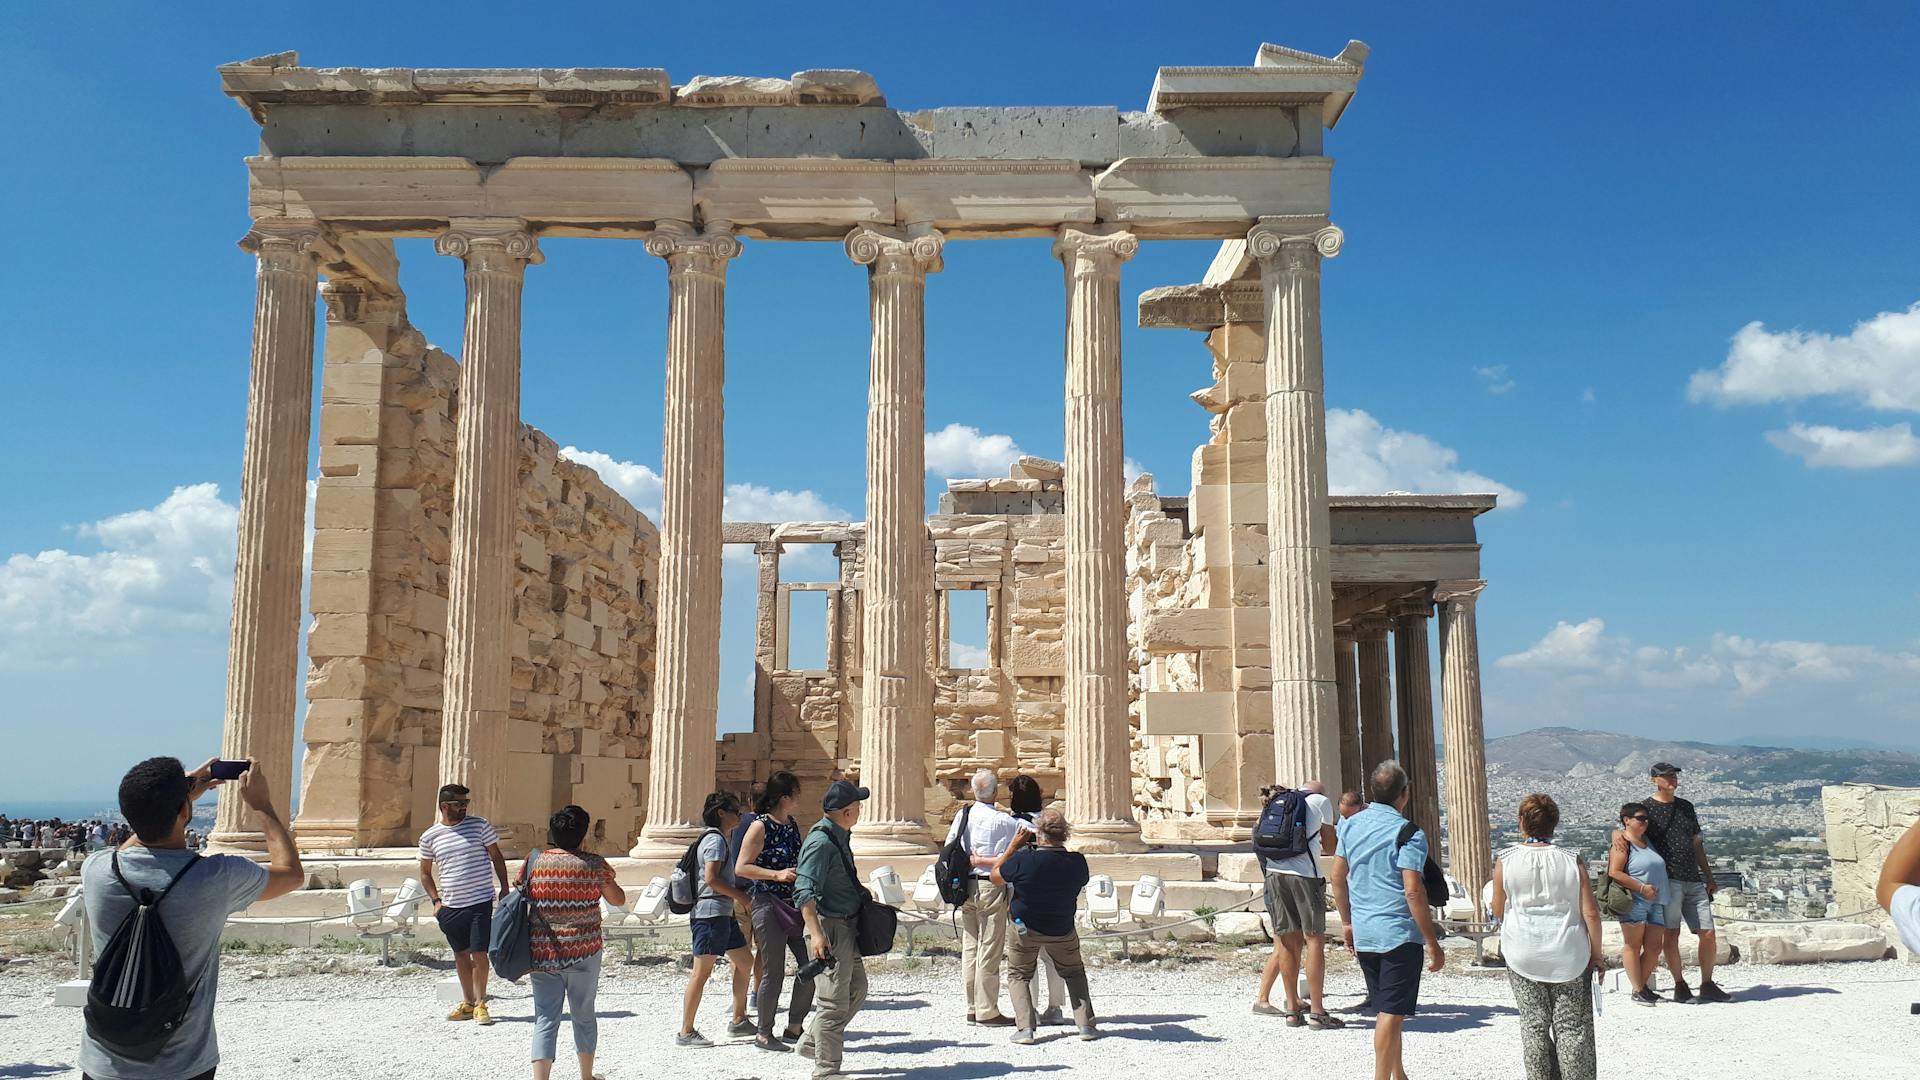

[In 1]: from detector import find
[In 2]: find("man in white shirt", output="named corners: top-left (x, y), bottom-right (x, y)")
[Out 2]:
top-left (946, 768), bottom-right (1022, 1026)
top-left (1253, 780), bottom-right (1342, 1028)
top-left (1876, 817), bottom-right (1920, 958)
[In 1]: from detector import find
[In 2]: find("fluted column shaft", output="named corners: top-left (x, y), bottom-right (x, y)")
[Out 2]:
top-left (212, 221), bottom-right (324, 850)
top-left (1056, 227), bottom-right (1142, 851)
top-left (1438, 580), bottom-right (1492, 914)
top-left (1394, 605), bottom-right (1442, 845)
top-left (635, 222), bottom-right (740, 857)
top-left (846, 226), bottom-right (943, 855)
top-left (436, 221), bottom-right (540, 837)
top-left (1355, 615), bottom-right (1395, 777)
top-left (1334, 631), bottom-right (1362, 799)
top-left (1251, 220), bottom-right (1345, 791)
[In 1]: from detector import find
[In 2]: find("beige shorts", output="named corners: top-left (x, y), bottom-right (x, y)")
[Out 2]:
top-left (1264, 873), bottom-right (1327, 936)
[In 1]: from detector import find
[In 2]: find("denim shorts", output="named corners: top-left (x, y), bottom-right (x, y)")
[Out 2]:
top-left (1618, 895), bottom-right (1667, 928)
top-left (691, 914), bottom-right (747, 956)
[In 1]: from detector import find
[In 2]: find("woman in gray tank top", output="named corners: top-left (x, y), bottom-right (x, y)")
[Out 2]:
top-left (1608, 802), bottom-right (1671, 1005)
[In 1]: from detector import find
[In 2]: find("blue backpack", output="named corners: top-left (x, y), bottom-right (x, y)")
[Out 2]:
top-left (489, 851), bottom-right (549, 983)
top-left (1252, 790), bottom-right (1315, 862)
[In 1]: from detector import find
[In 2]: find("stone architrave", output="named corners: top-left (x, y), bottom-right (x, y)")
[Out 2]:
top-left (1354, 614), bottom-right (1394, 777)
top-left (1249, 218), bottom-right (1344, 792)
top-left (212, 219), bottom-right (325, 851)
top-left (1393, 598), bottom-right (1441, 846)
top-left (634, 221), bottom-right (741, 858)
top-left (434, 219), bottom-right (541, 837)
top-left (845, 224), bottom-right (943, 855)
top-left (1334, 629), bottom-right (1362, 798)
top-left (1437, 579), bottom-right (1491, 914)
top-left (1056, 226), bottom-right (1144, 852)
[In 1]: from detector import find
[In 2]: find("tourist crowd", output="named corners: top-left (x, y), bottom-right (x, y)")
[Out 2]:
top-left (1, 817), bottom-right (199, 854)
top-left (64, 752), bottom-right (1920, 1080)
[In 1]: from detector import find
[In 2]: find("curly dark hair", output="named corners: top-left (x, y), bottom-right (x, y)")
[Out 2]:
top-left (119, 757), bottom-right (191, 842)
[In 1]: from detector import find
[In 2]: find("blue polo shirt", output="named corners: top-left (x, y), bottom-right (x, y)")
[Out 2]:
top-left (1335, 803), bottom-right (1429, 953)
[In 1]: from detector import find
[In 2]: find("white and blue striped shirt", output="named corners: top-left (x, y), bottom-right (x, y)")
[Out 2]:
top-left (419, 816), bottom-right (500, 908)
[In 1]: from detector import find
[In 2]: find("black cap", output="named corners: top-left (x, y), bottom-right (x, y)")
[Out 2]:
top-left (823, 780), bottom-right (871, 811)
top-left (1649, 762), bottom-right (1681, 778)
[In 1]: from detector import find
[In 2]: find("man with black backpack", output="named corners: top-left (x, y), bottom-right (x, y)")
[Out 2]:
top-left (1251, 780), bottom-right (1342, 1029)
top-left (942, 768), bottom-right (1022, 1027)
top-left (79, 756), bottom-right (305, 1080)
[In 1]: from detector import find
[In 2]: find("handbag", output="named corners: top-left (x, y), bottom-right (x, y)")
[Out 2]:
top-left (766, 892), bottom-right (806, 937)
top-left (489, 851), bottom-right (550, 983)
top-left (1593, 869), bottom-right (1634, 919)
top-left (829, 828), bottom-right (899, 956)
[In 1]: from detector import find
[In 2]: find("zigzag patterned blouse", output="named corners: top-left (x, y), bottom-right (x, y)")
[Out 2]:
top-left (527, 848), bottom-right (616, 969)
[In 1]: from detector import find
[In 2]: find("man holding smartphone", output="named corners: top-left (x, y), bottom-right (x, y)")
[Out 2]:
top-left (419, 783), bottom-right (510, 1025)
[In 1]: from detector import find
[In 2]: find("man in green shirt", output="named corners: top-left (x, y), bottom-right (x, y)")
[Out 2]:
top-left (794, 780), bottom-right (870, 1078)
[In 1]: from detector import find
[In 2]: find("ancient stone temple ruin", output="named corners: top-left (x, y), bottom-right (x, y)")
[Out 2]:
top-left (211, 40), bottom-right (1496, 902)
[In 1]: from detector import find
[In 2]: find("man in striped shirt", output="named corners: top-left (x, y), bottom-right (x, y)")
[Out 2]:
top-left (420, 782), bottom-right (509, 1024)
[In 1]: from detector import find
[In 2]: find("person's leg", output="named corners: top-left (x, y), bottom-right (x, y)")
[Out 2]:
top-left (1552, 976), bottom-right (1596, 1080)
top-left (1304, 933), bottom-right (1328, 1015)
top-left (1373, 1013), bottom-right (1405, 1080)
top-left (1646, 925), bottom-right (1668, 992)
top-left (453, 951), bottom-right (478, 1006)
top-left (569, 954), bottom-right (601, 1080)
top-left (977, 882), bottom-right (1010, 1020)
top-left (1618, 923), bottom-right (1645, 991)
top-left (1661, 908), bottom-right (1686, 987)
top-left (1507, 971), bottom-right (1554, 1080)
top-left (811, 918), bottom-right (857, 1076)
top-left (750, 899), bottom-right (782, 1038)
top-left (1040, 949), bottom-right (1066, 1014)
top-left (785, 931), bottom-right (816, 1036)
top-left (683, 954), bottom-right (717, 1035)
top-left (474, 950), bottom-right (493, 1005)
top-left (1006, 930), bottom-right (1041, 1031)
top-left (728, 944), bottom-right (754, 1023)
top-left (959, 883), bottom-right (984, 1017)
top-left (1277, 932), bottom-right (1305, 1012)
top-left (1256, 937), bottom-right (1285, 1006)
top-left (1697, 927), bottom-right (1718, 986)
top-left (530, 970), bottom-right (564, 1075)
top-left (1050, 933), bottom-right (1094, 1029)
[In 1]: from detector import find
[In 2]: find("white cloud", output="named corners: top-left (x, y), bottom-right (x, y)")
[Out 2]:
top-left (950, 643), bottom-right (990, 668)
top-left (1123, 457), bottom-right (1147, 484)
top-left (1581, 387), bottom-right (1597, 404)
top-left (925, 423), bottom-right (1026, 479)
top-left (559, 446), bottom-right (664, 519)
top-left (1687, 302), bottom-right (1920, 413)
top-left (1325, 408), bottom-right (1527, 508)
top-left (1496, 617), bottom-right (1920, 696)
top-left (1475, 364), bottom-right (1516, 395)
top-left (723, 483), bottom-right (850, 523)
top-left (1765, 422), bottom-right (1920, 469)
top-left (0, 484), bottom-right (239, 668)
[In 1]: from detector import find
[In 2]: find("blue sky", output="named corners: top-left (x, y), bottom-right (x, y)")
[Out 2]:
top-left (3, 3), bottom-right (1918, 801)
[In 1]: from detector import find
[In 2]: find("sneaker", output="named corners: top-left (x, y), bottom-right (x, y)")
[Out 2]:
top-left (1670, 979), bottom-right (1693, 1004)
top-left (1078, 1024), bottom-right (1099, 1041)
top-left (446, 1002), bottom-right (475, 1022)
top-left (1631, 989), bottom-right (1660, 1007)
top-left (1698, 980), bottom-right (1732, 1003)
top-left (977, 1015), bottom-right (1016, 1027)
top-left (755, 1035), bottom-right (793, 1053)
top-left (1011, 1029), bottom-right (1037, 1046)
top-left (473, 1002), bottom-right (494, 1026)
top-left (675, 1030), bottom-right (714, 1048)
top-left (1039, 1006), bottom-right (1066, 1026)
top-left (727, 1019), bottom-right (757, 1037)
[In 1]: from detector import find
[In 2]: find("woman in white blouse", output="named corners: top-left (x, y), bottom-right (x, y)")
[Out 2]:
top-left (1491, 793), bottom-right (1605, 1080)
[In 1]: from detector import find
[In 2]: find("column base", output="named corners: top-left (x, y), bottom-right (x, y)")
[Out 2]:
top-left (629, 822), bottom-right (707, 860)
top-left (850, 820), bottom-right (936, 857)
top-left (1067, 819), bottom-right (1148, 854)
top-left (205, 831), bottom-right (269, 854)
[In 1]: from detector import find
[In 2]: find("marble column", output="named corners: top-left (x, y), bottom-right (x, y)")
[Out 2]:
top-left (1438, 579), bottom-right (1492, 915)
top-left (435, 220), bottom-right (540, 838)
top-left (212, 220), bottom-right (325, 851)
top-left (1393, 598), bottom-right (1442, 846)
top-left (845, 225), bottom-right (943, 855)
top-left (1056, 226), bottom-right (1143, 852)
top-left (1249, 219), bottom-right (1345, 791)
top-left (1355, 614), bottom-right (1395, 778)
top-left (634, 221), bottom-right (741, 858)
top-left (1334, 629), bottom-right (1362, 799)
top-left (751, 541), bottom-right (780, 740)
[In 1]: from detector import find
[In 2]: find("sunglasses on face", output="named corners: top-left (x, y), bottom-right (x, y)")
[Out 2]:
top-left (1626, 815), bottom-right (1649, 822)
top-left (443, 800), bottom-right (471, 807)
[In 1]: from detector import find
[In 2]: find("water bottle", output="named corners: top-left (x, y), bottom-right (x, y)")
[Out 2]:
top-left (1013, 916), bottom-right (1028, 937)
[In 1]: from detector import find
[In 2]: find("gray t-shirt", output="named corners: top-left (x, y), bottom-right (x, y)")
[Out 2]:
top-left (694, 829), bottom-right (737, 920)
top-left (79, 846), bottom-right (269, 1080)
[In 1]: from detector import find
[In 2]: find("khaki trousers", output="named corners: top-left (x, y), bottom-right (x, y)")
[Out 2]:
top-left (1007, 928), bottom-right (1094, 1031)
top-left (805, 915), bottom-right (866, 1078)
top-left (960, 879), bottom-right (1009, 1020)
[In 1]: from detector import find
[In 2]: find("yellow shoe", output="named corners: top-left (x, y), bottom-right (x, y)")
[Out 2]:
top-left (474, 1002), bottom-right (494, 1026)
top-left (447, 1002), bottom-right (475, 1022)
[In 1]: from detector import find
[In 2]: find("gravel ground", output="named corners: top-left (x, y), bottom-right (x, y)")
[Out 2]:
top-left (3, 948), bottom-right (1917, 1079)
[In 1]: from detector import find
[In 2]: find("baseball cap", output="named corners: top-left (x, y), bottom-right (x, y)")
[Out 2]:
top-left (1649, 762), bottom-right (1681, 778)
top-left (823, 779), bottom-right (871, 811)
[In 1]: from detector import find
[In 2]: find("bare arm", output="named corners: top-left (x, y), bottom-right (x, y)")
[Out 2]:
top-left (1606, 831), bottom-right (1654, 897)
top-left (600, 862), bottom-right (626, 906)
top-left (1877, 819), bottom-right (1920, 911)
top-left (1329, 855), bottom-right (1353, 951)
top-left (1576, 857), bottom-right (1605, 970)
top-left (234, 763), bottom-right (304, 901)
top-left (487, 843), bottom-right (509, 899)
top-left (1402, 869), bottom-right (1445, 972)
top-left (704, 857), bottom-right (750, 904)
top-left (1489, 858), bottom-right (1506, 922)
top-left (420, 859), bottom-right (440, 906)
top-left (988, 832), bottom-right (1030, 888)
top-left (1693, 834), bottom-right (1715, 894)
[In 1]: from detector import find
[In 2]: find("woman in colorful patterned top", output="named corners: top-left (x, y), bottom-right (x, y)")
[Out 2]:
top-left (733, 770), bottom-right (814, 1053)
top-left (525, 804), bottom-right (624, 1080)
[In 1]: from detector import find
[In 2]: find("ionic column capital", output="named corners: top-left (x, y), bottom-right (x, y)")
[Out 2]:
top-left (1053, 226), bottom-right (1138, 278)
top-left (845, 224), bottom-right (944, 276)
top-left (1247, 216), bottom-right (1345, 270)
top-left (436, 219), bottom-right (542, 272)
top-left (1391, 595), bottom-right (1434, 622)
top-left (1433, 579), bottom-right (1487, 607)
top-left (1352, 613), bottom-right (1393, 640)
top-left (238, 219), bottom-right (329, 272)
top-left (646, 219), bottom-right (741, 277)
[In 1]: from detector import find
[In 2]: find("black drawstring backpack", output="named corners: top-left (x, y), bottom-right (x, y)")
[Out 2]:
top-left (84, 851), bottom-right (202, 1060)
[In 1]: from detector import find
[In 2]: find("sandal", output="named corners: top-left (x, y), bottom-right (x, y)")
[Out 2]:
top-left (1306, 1012), bottom-right (1346, 1030)
top-left (1285, 1009), bottom-right (1308, 1028)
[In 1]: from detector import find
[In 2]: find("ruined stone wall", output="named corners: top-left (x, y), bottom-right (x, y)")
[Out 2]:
top-left (297, 331), bottom-right (657, 853)
top-left (1823, 783), bottom-right (1920, 960)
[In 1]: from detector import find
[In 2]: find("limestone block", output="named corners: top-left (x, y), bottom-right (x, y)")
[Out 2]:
top-left (318, 444), bottom-right (380, 485)
top-left (308, 613), bottom-right (373, 658)
top-left (1009, 456), bottom-right (1066, 481)
top-left (1212, 911), bottom-right (1270, 945)
top-left (505, 719), bottom-right (543, 754)
top-left (314, 485), bottom-right (378, 531)
top-left (1732, 923), bottom-right (1889, 965)
top-left (309, 570), bottom-right (373, 615)
top-left (1091, 158), bottom-right (1332, 230)
top-left (321, 402), bottom-right (382, 446)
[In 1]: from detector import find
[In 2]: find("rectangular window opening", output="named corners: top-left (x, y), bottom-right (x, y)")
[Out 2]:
top-left (946, 588), bottom-right (989, 670)
top-left (785, 589), bottom-right (831, 672)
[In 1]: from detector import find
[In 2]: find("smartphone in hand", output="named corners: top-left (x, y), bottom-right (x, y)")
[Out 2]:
top-left (209, 760), bottom-right (249, 781)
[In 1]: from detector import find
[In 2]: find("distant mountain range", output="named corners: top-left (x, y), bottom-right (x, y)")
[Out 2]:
top-left (1485, 726), bottom-right (1920, 789)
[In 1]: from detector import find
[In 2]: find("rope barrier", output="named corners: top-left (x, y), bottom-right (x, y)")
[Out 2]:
top-left (1714, 907), bottom-right (1882, 925)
